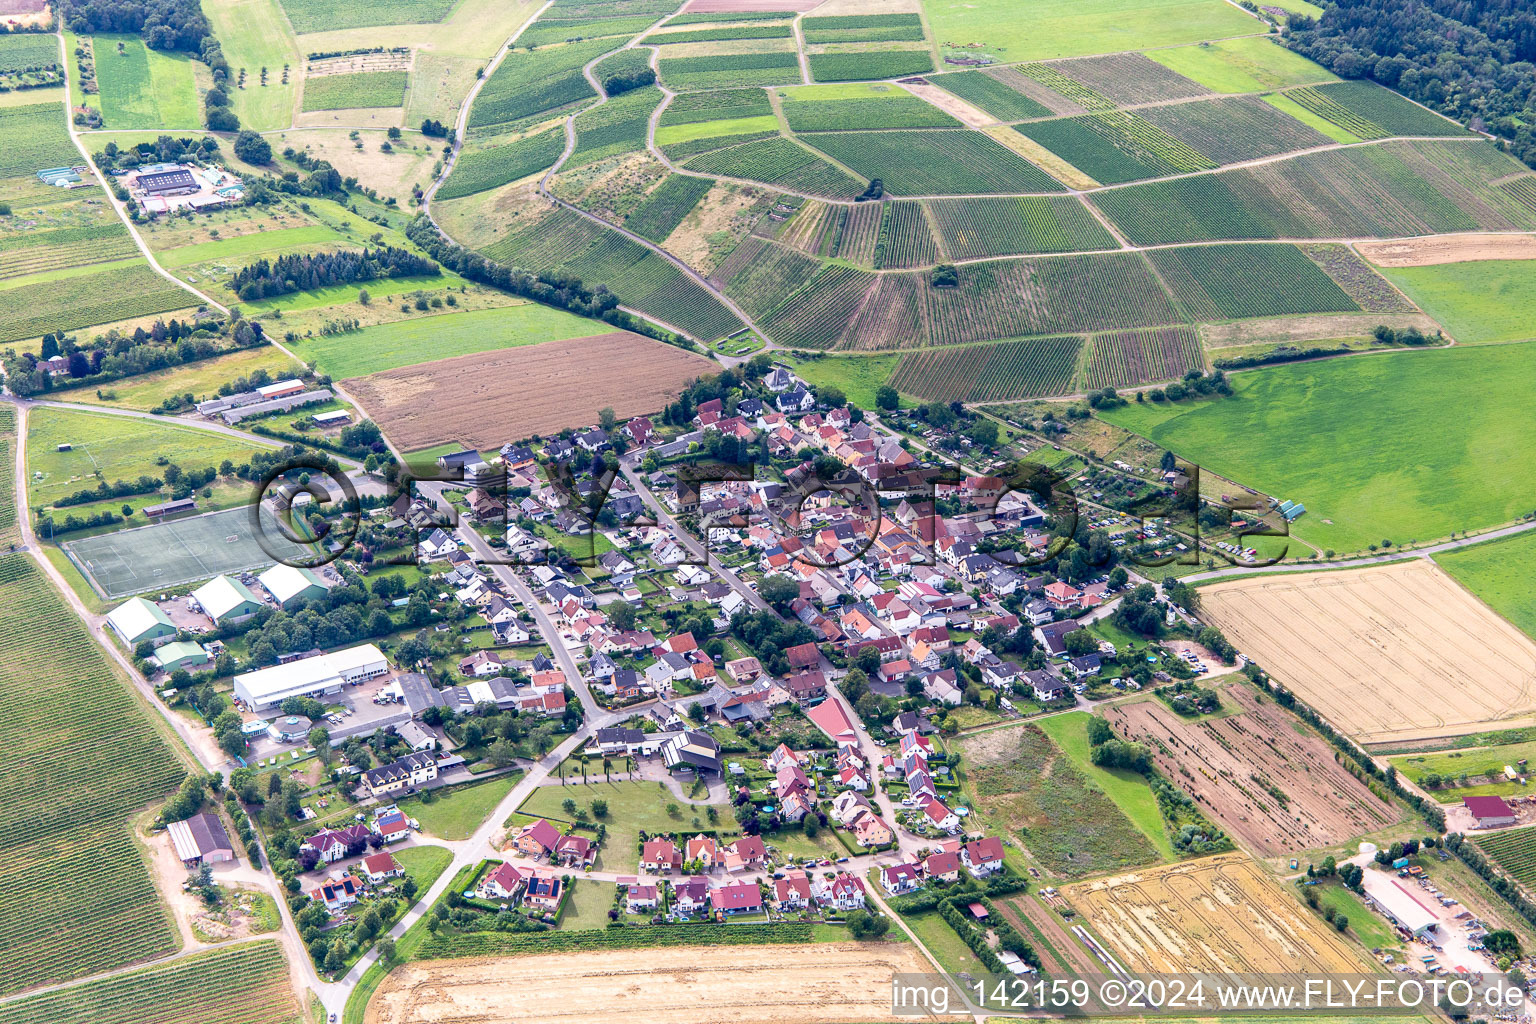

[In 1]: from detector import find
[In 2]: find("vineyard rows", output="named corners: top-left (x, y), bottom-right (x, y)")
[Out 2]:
top-left (659, 52), bottom-right (800, 91)
top-left (568, 85), bottom-right (661, 167)
top-left (890, 335), bottom-right (1083, 401)
top-left (718, 237), bottom-right (822, 319)
top-left (647, 24), bottom-right (793, 44)
top-left (930, 70), bottom-right (1052, 122)
top-left (807, 51), bottom-right (934, 83)
top-left (0, 234), bottom-right (140, 281)
top-left (990, 66), bottom-right (1086, 116)
top-left (1017, 64), bottom-right (1116, 111)
top-left (686, 137), bottom-right (865, 199)
top-left (775, 200), bottom-right (838, 256)
top-left (802, 13), bottom-right (924, 43)
top-left (761, 264), bottom-right (877, 347)
top-left (1475, 827), bottom-right (1536, 889)
top-left (437, 128), bottom-right (564, 200)
top-left (520, 15), bottom-right (658, 47)
top-left (1043, 52), bottom-right (1208, 106)
top-left (625, 174), bottom-right (715, 242)
top-left (802, 130), bottom-right (1063, 195)
top-left (927, 195), bottom-right (1116, 259)
top-left (482, 207), bottom-right (607, 268)
top-left (0, 263), bottom-right (193, 344)
top-left (0, 104), bottom-right (78, 178)
top-left (836, 202), bottom-right (883, 264)
top-left (661, 129), bottom-right (777, 161)
top-left (874, 201), bottom-right (938, 269)
top-left (1016, 117), bottom-right (1166, 185)
top-left (0, 941), bottom-right (300, 1024)
top-left (1140, 95), bottom-right (1333, 165)
top-left (0, 407), bottom-right (14, 546)
top-left (1148, 243), bottom-right (1359, 321)
top-left (1283, 87), bottom-right (1385, 141)
top-left (1092, 140), bottom-right (1536, 244)
top-left (659, 88), bottom-right (773, 125)
top-left (1083, 326), bottom-right (1204, 389)
top-left (781, 95), bottom-right (960, 131)
top-left (468, 38), bottom-right (611, 129)
top-left (1040, 110), bottom-right (1215, 182)
top-left (0, 554), bottom-right (185, 994)
top-left (1287, 81), bottom-right (1470, 141)
top-left (1299, 243), bottom-right (1417, 313)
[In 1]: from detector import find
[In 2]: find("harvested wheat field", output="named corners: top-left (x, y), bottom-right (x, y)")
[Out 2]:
top-left (344, 333), bottom-right (715, 450)
top-left (364, 943), bottom-right (939, 1024)
top-left (1198, 561), bottom-right (1536, 746)
top-left (1357, 234), bottom-right (1536, 267)
top-left (1104, 687), bottom-right (1402, 857)
top-left (1065, 853), bottom-right (1366, 974)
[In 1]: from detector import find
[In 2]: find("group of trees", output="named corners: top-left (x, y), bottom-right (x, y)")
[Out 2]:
top-left (230, 246), bottom-right (439, 301)
top-left (4, 315), bottom-right (261, 397)
top-left (96, 133), bottom-right (220, 172)
top-left (602, 68), bottom-right (655, 95)
top-left (1140, 369), bottom-right (1231, 404)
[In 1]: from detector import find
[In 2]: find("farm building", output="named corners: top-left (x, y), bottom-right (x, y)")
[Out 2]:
top-left (259, 564), bottom-right (329, 610)
top-left (233, 643), bottom-right (389, 710)
top-left (192, 574), bottom-right (264, 624)
top-left (137, 168), bottom-right (198, 197)
top-left (106, 596), bottom-right (176, 647)
top-left (1370, 875), bottom-right (1440, 938)
top-left (1464, 795), bottom-right (1518, 828)
top-left (151, 640), bottom-right (214, 674)
top-left (166, 811), bottom-right (236, 867)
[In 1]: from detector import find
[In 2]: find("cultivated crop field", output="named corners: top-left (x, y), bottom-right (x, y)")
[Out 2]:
top-left (1066, 853), bottom-right (1366, 973)
top-left (1082, 326), bottom-right (1203, 388)
top-left (367, 943), bottom-right (935, 1024)
top-left (567, 85), bottom-right (662, 167)
top-left (0, 102), bottom-right (79, 177)
top-left (344, 332), bottom-right (716, 448)
top-left (686, 136), bottom-right (866, 198)
top-left (302, 70), bottom-right (409, 110)
top-left (437, 128), bottom-right (565, 200)
top-left (959, 720), bottom-right (1161, 877)
top-left (890, 335), bottom-right (1083, 401)
top-left (1017, 110), bottom-right (1216, 184)
top-left (1283, 81), bottom-right (1470, 141)
top-left (801, 12), bottom-right (924, 43)
top-left (1301, 243), bottom-right (1417, 313)
top-left (469, 39), bottom-right (612, 130)
top-left (927, 195), bottom-right (1116, 258)
top-left (1199, 561), bottom-right (1536, 747)
top-left (0, 555), bottom-right (185, 996)
top-left (759, 264), bottom-right (878, 348)
top-left (1473, 827), bottom-right (1536, 890)
top-left (802, 129), bottom-right (1064, 194)
top-left (0, 261), bottom-right (193, 344)
top-left (1148, 243), bottom-right (1359, 321)
top-left (1138, 95), bottom-right (1333, 165)
top-left (0, 221), bottom-right (138, 281)
top-left (716, 236), bottom-right (822, 319)
top-left (1104, 687), bottom-right (1402, 857)
top-left (0, 407), bottom-right (14, 547)
top-left (0, 940), bottom-right (300, 1024)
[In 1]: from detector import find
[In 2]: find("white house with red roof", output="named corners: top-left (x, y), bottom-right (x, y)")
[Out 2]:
top-left (773, 872), bottom-right (813, 911)
top-left (641, 837), bottom-right (682, 873)
top-left (302, 823), bottom-right (371, 864)
top-left (479, 861), bottom-right (526, 900)
top-left (881, 862), bottom-right (924, 895)
top-left (813, 872), bottom-right (866, 911)
top-left (672, 876), bottom-right (710, 915)
top-left (360, 852), bottom-right (403, 883)
top-left (962, 837), bottom-right (1006, 876)
top-left (723, 835), bottom-right (766, 873)
top-left (626, 883), bottom-right (659, 913)
top-left (922, 798), bottom-right (961, 834)
top-left (924, 850), bottom-right (962, 882)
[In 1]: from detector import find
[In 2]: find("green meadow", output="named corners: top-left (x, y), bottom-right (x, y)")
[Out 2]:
top-left (1146, 36), bottom-right (1336, 93)
top-left (1381, 260), bottom-right (1536, 346)
top-left (921, 0), bottom-right (1258, 62)
top-left (203, 0), bottom-right (301, 132)
top-left (291, 303), bottom-right (613, 378)
top-left (1436, 529), bottom-right (1536, 642)
top-left (92, 34), bottom-right (201, 129)
top-left (1099, 344), bottom-right (1536, 553)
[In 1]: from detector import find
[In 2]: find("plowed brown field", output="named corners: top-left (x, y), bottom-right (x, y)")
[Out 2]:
top-left (1357, 234), bottom-right (1536, 267)
top-left (343, 332), bottom-right (715, 450)
top-left (364, 943), bottom-right (940, 1024)
top-left (1065, 854), bottom-right (1366, 974)
top-left (1105, 687), bottom-right (1402, 857)
top-left (1198, 561), bottom-right (1536, 746)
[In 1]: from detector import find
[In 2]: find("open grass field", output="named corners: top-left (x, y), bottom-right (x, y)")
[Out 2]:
top-left (63, 503), bottom-right (318, 598)
top-left (1146, 37), bottom-right (1336, 93)
top-left (1099, 343), bottom-right (1536, 553)
top-left (1379, 259), bottom-right (1536, 346)
top-left (1104, 686), bottom-right (1402, 857)
top-left (516, 778), bottom-right (730, 874)
top-left (302, 70), bottom-right (409, 111)
top-left (1199, 561), bottom-right (1536, 747)
top-left (392, 844), bottom-right (454, 894)
top-left (1065, 853), bottom-right (1366, 973)
top-left (73, 347), bottom-right (305, 412)
top-left (344, 331), bottom-right (716, 449)
top-left (280, 0), bottom-right (458, 33)
top-left (0, 102), bottom-right (81, 178)
top-left (202, 0), bottom-right (302, 132)
top-left (367, 943), bottom-right (933, 1024)
top-left (26, 406), bottom-right (268, 510)
top-left (0, 260), bottom-right (193, 344)
top-left (0, 940), bottom-right (300, 1024)
top-left (91, 34), bottom-right (201, 129)
top-left (783, 352), bottom-right (901, 410)
top-left (1436, 530), bottom-right (1536, 643)
top-left (0, 554), bottom-right (186, 996)
top-left (921, 0), bottom-right (1259, 63)
top-left (1039, 711), bottom-right (1177, 859)
top-left (958, 719), bottom-right (1162, 878)
top-left (1391, 733), bottom-right (1536, 802)
top-left (396, 776), bottom-right (519, 841)
top-left (290, 303), bottom-right (611, 378)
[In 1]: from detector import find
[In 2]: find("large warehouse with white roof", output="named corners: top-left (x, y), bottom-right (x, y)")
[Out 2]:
top-left (232, 644), bottom-right (389, 710)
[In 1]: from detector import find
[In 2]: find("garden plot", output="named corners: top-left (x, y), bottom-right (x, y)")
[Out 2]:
top-left (1104, 687), bottom-right (1403, 857)
top-left (1198, 561), bottom-right (1536, 747)
top-left (1065, 853), bottom-right (1367, 974)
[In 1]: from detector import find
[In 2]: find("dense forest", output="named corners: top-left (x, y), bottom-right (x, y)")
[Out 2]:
top-left (57, 0), bottom-right (211, 50)
top-left (229, 247), bottom-right (440, 301)
top-left (1287, 0), bottom-right (1536, 166)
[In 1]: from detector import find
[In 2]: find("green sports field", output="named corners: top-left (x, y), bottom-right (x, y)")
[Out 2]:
top-left (1436, 529), bottom-right (1536, 642)
top-left (1380, 260), bottom-right (1536, 346)
top-left (291, 303), bottom-right (618, 378)
top-left (921, 0), bottom-right (1259, 62)
top-left (91, 34), bottom-right (201, 129)
top-left (1099, 344), bottom-right (1536, 553)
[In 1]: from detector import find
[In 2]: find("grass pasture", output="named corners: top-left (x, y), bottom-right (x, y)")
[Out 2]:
top-left (0, 554), bottom-right (186, 996)
top-left (202, 0), bottom-right (301, 132)
top-left (1391, 735), bottom-right (1536, 802)
top-left (91, 34), bottom-right (201, 129)
top-left (921, 0), bottom-right (1259, 63)
top-left (396, 775), bottom-right (519, 840)
top-left (302, 70), bottom-right (409, 111)
top-left (1101, 343), bottom-right (1536, 552)
top-left (1146, 36), bottom-right (1337, 93)
top-left (1436, 529), bottom-right (1536, 643)
top-left (1380, 259), bottom-right (1536, 346)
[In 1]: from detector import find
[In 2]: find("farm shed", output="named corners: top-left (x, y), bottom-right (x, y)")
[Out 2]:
top-left (191, 574), bottom-right (264, 624)
top-left (105, 596), bottom-right (176, 646)
top-left (166, 811), bottom-right (235, 867)
top-left (1370, 876), bottom-right (1439, 938)
top-left (151, 640), bottom-right (213, 673)
top-left (1464, 795), bottom-right (1518, 828)
top-left (258, 564), bottom-right (329, 611)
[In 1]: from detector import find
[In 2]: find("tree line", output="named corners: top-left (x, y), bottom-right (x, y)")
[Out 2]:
top-left (229, 246), bottom-right (440, 301)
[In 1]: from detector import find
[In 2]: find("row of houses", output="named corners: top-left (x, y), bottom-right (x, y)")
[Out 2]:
top-left (880, 837), bottom-right (1007, 894)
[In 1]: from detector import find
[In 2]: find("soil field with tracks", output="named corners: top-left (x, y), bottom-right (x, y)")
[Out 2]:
top-left (364, 943), bottom-right (939, 1024)
top-left (1104, 687), bottom-right (1402, 857)
top-left (1064, 853), bottom-right (1366, 974)
top-left (1356, 234), bottom-right (1536, 267)
top-left (1198, 561), bottom-right (1536, 746)
top-left (343, 332), bottom-right (716, 449)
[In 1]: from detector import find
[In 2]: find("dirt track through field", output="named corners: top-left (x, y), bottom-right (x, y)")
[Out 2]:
top-left (364, 943), bottom-right (939, 1024)
top-left (1198, 561), bottom-right (1536, 746)
top-left (343, 332), bottom-right (715, 450)
top-left (1065, 854), bottom-right (1366, 975)
top-left (1002, 895), bottom-right (1103, 976)
top-left (1357, 234), bottom-right (1536, 267)
top-left (1104, 688), bottom-right (1402, 857)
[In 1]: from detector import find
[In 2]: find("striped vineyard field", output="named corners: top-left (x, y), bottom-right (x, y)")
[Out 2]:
top-left (0, 553), bottom-right (186, 995)
top-left (1473, 825), bottom-right (1536, 889)
top-left (1083, 326), bottom-right (1204, 389)
top-left (0, 941), bottom-right (300, 1024)
top-left (890, 335), bottom-right (1083, 401)
top-left (760, 264), bottom-right (877, 347)
top-left (927, 195), bottom-right (1117, 258)
top-left (0, 406), bottom-right (14, 545)
top-left (1148, 243), bottom-right (1359, 321)
top-left (834, 201), bottom-right (882, 264)
top-left (717, 236), bottom-right (822, 320)
top-left (874, 201), bottom-right (938, 269)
